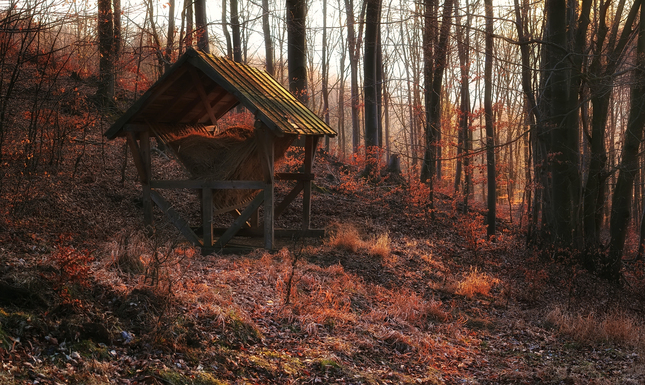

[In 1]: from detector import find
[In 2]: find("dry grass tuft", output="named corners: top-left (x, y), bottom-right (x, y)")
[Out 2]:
top-left (327, 223), bottom-right (364, 252)
top-left (327, 223), bottom-right (391, 258)
top-left (368, 232), bottom-right (391, 258)
top-left (456, 267), bottom-right (499, 298)
top-left (546, 306), bottom-right (645, 349)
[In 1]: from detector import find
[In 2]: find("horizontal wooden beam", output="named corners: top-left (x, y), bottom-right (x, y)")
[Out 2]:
top-left (150, 180), bottom-right (267, 189)
top-left (211, 228), bottom-right (326, 238)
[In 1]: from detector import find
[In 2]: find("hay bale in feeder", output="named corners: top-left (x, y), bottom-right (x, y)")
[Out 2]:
top-left (165, 125), bottom-right (293, 213)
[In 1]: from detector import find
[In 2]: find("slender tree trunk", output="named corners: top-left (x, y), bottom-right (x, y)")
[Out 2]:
top-left (376, 27), bottom-right (383, 148)
top-left (113, 0), bottom-right (121, 91)
top-left (322, 0), bottom-right (330, 151)
top-left (400, 1), bottom-right (416, 165)
top-left (454, 0), bottom-right (470, 196)
top-left (262, 0), bottom-right (274, 75)
top-left (184, 0), bottom-right (194, 49)
top-left (337, 0), bottom-right (347, 159)
top-left (164, 0), bottom-right (175, 71)
top-left (455, 0), bottom-right (471, 210)
top-left (421, 0), bottom-right (435, 183)
top-left (345, 0), bottom-right (362, 152)
top-left (222, 0), bottom-right (232, 58)
top-left (484, 0), bottom-right (495, 237)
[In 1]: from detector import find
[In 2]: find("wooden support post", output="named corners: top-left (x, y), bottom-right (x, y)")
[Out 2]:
top-left (302, 136), bottom-right (319, 230)
top-left (140, 131), bottom-right (153, 231)
top-left (256, 125), bottom-right (275, 249)
top-left (250, 207), bottom-right (260, 229)
top-left (202, 187), bottom-right (213, 248)
top-left (264, 181), bottom-right (274, 249)
top-left (126, 132), bottom-right (147, 183)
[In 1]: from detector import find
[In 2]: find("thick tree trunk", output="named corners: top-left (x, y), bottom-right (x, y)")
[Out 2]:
top-left (194, 0), bottom-right (209, 53)
top-left (540, 0), bottom-right (580, 245)
top-left (287, 0), bottom-right (308, 104)
top-left (231, 0), bottom-right (242, 62)
top-left (363, 0), bottom-right (381, 150)
top-left (420, 0), bottom-right (435, 183)
top-left (97, 0), bottom-right (114, 104)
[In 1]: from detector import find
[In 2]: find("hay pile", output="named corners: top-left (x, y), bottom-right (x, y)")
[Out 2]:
top-left (165, 125), bottom-right (293, 213)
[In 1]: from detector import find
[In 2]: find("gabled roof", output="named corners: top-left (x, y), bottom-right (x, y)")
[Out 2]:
top-left (105, 49), bottom-right (336, 139)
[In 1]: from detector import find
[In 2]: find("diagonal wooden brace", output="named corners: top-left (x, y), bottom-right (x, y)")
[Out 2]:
top-left (213, 192), bottom-right (266, 251)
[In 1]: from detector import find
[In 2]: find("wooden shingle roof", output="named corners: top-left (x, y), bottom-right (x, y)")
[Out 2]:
top-left (105, 49), bottom-right (336, 139)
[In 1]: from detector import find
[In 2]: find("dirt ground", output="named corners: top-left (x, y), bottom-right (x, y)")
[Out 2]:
top-left (2, 113), bottom-right (645, 385)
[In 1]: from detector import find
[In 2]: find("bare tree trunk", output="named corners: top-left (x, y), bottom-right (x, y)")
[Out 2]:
top-left (345, 0), bottom-right (363, 152)
top-left (111, 0), bottom-right (121, 98)
top-left (337, 0), bottom-right (347, 159)
top-left (262, 0), bottom-right (274, 75)
top-left (455, 0), bottom-right (471, 210)
top-left (184, 0), bottom-right (194, 49)
top-left (484, 0), bottom-right (495, 237)
top-left (287, 0), bottom-right (308, 104)
top-left (164, 0), bottom-right (175, 71)
top-left (231, 0), bottom-right (242, 62)
top-left (97, 0), bottom-right (114, 104)
top-left (194, 0), bottom-right (209, 52)
top-left (421, 0), bottom-right (435, 183)
top-left (221, 0), bottom-right (232, 58)
top-left (364, 0), bottom-right (381, 152)
top-left (383, 62), bottom-right (390, 161)
top-left (322, 0), bottom-right (331, 151)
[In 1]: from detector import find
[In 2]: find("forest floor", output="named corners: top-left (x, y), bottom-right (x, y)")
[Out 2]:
top-left (3, 103), bottom-right (645, 384)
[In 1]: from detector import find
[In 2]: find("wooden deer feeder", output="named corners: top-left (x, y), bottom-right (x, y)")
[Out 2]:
top-left (104, 49), bottom-right (336, 253)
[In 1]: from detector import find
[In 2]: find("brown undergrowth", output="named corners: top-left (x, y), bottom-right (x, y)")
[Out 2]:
top-left (2, 100), bottom-right (645, 383)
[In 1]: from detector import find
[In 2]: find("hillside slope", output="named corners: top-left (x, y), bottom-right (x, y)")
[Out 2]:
top-left (1, 112), bottom-right (645, 384)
